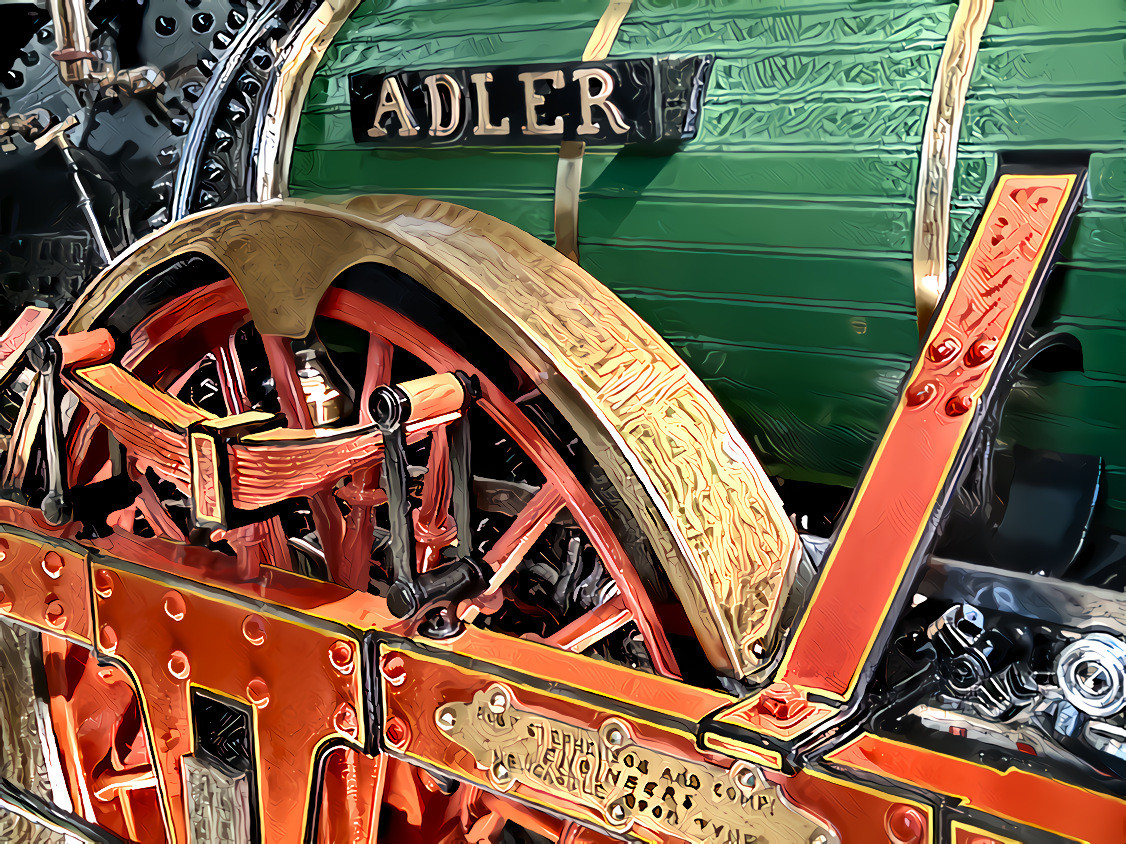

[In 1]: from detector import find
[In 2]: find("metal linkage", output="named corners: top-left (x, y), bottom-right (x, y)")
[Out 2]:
top-left (372, 371), bottom-right (488, 635)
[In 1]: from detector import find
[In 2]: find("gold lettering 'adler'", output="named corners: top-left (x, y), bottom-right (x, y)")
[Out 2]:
top-left (367, 76), bottom-right (419, 138)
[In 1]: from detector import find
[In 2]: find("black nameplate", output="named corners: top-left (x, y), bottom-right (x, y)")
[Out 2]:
top-left (349, 56), bottom-right (713, 147)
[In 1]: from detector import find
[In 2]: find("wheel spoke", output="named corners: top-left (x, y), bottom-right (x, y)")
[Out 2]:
top-left (215, 332), bottom-right (251, 414)
top-left (544, 593), bottom-right (632, 652)
top-left (134, 477), bottom-right (185, 541)
top-left (213, 330), bottom-right (293, 571)
top-left (461, 482), bottom-right (566, 622)
top-left (359, 335), bottom-right (393, 425)
top-left (415, 426), bottom-right (456, 573)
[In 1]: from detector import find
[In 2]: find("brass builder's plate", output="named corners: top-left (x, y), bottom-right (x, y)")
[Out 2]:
top-left (437, 685), bottom-right (836, 844)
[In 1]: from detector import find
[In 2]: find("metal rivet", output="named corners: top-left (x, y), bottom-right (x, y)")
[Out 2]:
top-left (380, 653), bottom-right (406, 686)
top-left (167, 651), bottom-right (190, 680)
top-left (385, 716), bottom-right (409, 748)
top-left (606, 728), bottom-right (623, 746)
top-left (242, 614), bottom-right (266, 645)
top-left (98, 623), bottom-right (117, 653)
top-left (94, 569), bottom-right (115, 598)
top-left (945, 394), bottom-right (973, 416)
top-left (41, 551), bottom-right (63, 578)
top-left (329, 640), bottom-right (354, 674)
top-left (905, 380), bottom-right (938, 408)
top-left (965, 336), bottom-right (998, 367)
top-left (163, 590), bottom-right (186, 621)
top-left (928, 336), bottom-right (961, 364)
top-left (884, 803), bottom-right (926, 844)
top-left (246, 677), bottom-right (269, 709)
top-left (334, 703), bottom-right (358, 738)
top-left (45, 599), bottom-right (67, 629)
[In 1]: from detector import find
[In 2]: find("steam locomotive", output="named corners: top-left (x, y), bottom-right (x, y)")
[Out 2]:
top-left (0, 1), bottom-right (1122, 842)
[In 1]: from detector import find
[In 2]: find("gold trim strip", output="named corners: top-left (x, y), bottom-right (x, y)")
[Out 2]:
top-left (553, 140), bottom-right (585, 263)
top-left (582, 0), bottom-right (632, 62)
top-left (700, 733), bottom-right (783, 770)
top-left (552, 0), bottom-right (632, 263)
top-left (950, 820), bottom-right (1021, 844)
top-left (254, 0), bottom-right (364, 200)
top-left (912, 0), bottom-right (994, 332)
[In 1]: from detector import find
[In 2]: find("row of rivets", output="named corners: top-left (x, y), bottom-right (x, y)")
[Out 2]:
top-left (93, 570), bottom-right (357, 732)
top-left (928, 335), bottom-right (997, 368)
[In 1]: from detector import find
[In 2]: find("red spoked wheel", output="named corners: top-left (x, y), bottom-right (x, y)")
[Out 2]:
top-left (53, 255), bottom-right (703, 843)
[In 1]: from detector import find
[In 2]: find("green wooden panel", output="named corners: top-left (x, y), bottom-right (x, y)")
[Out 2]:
top-left (291, 0), bottom-right (1126, 528)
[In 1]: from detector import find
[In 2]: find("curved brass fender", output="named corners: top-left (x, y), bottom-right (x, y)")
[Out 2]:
top-left (64, 196), bottom-right (798, 676)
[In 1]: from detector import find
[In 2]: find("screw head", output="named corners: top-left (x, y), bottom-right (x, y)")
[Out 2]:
top-left (884, 804), bottom-right (926, 844)
top-left (607, 800), bottom-right (628, 823)
top-left (491, 760), bottom-right (510, 783)
top-left (167, 651), bottom-right (190, 680)
top-left (965, 336), bottom-right (998, 367)
top-left (436, 707), bottom-right (457, 731)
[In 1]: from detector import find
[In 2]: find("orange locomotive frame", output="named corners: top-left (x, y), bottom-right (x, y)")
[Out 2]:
top-left (0, 170), bottom-right (1115, 844)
